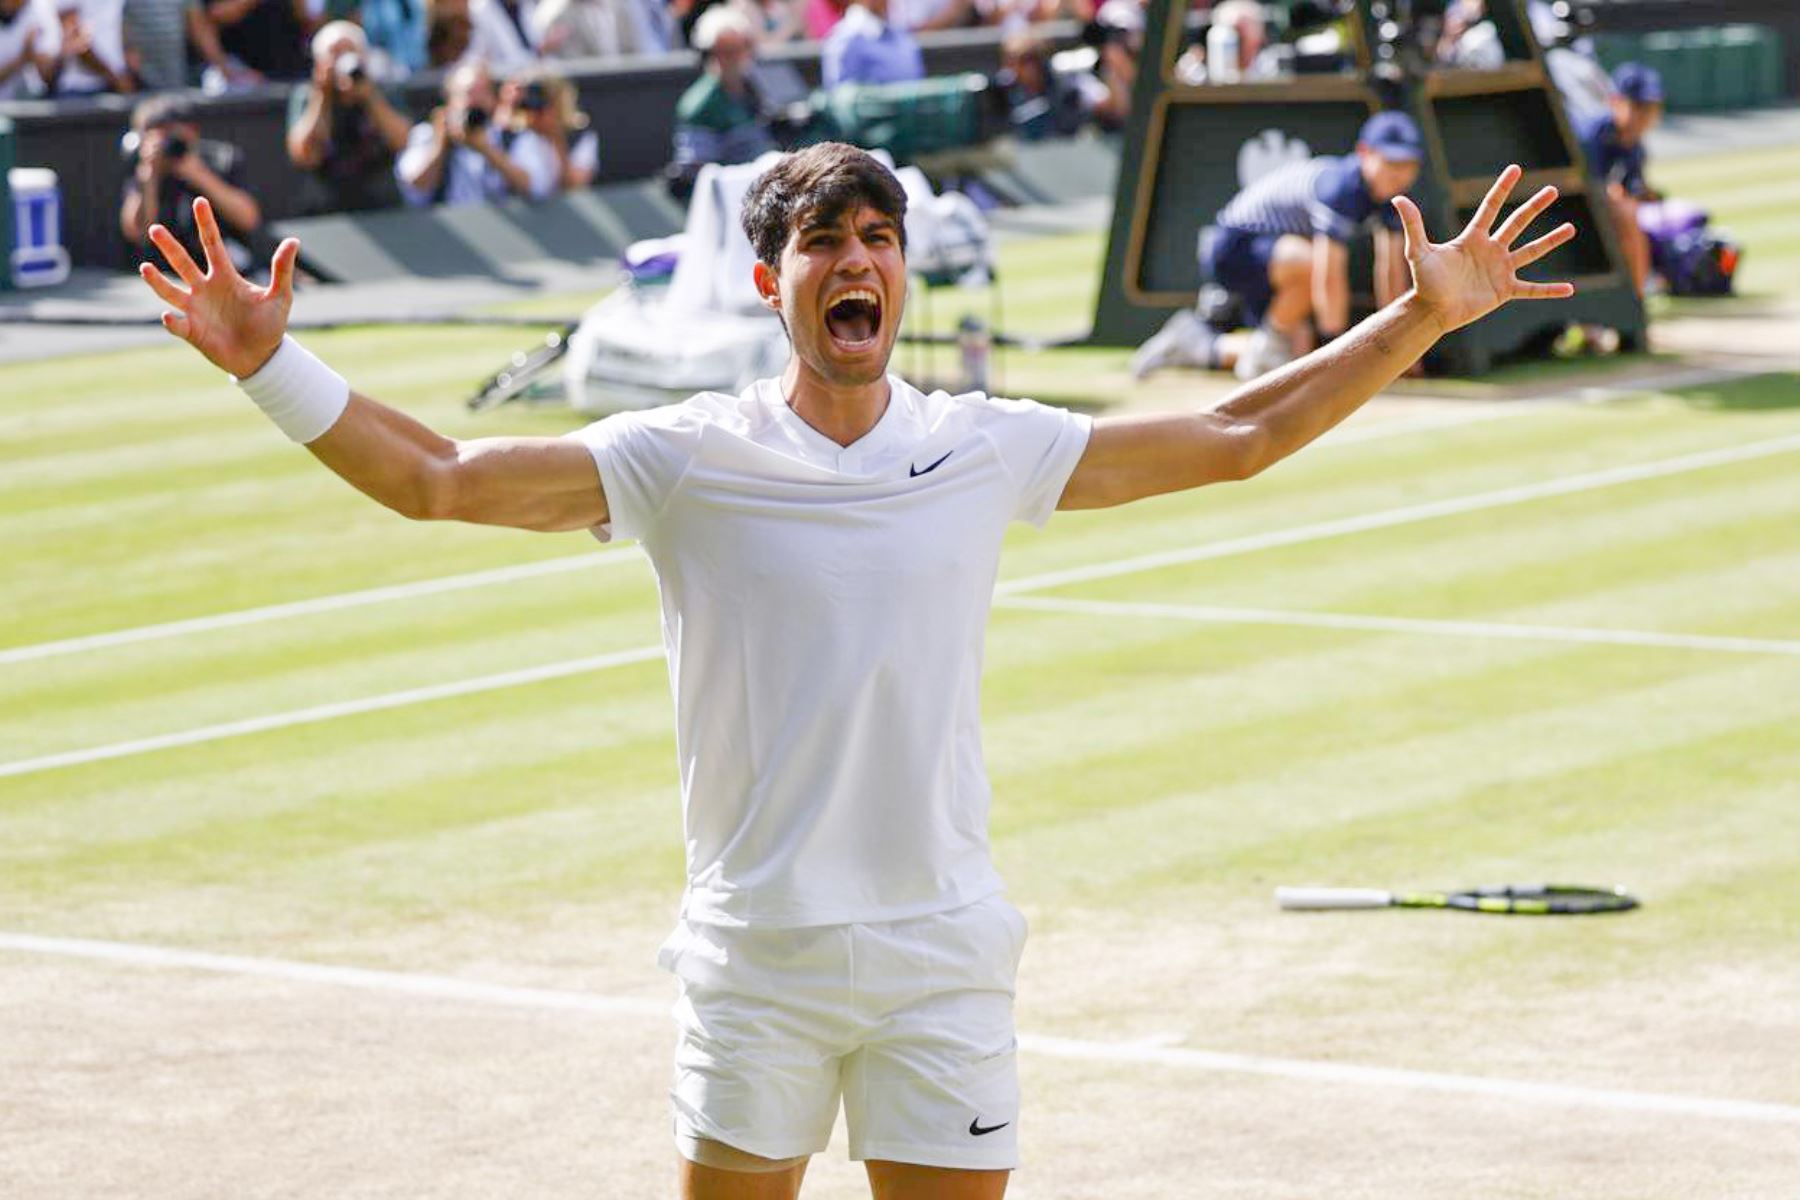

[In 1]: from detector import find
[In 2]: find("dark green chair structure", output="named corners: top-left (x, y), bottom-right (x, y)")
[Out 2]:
top-left (1090, 0), bottom-right (1646, 374)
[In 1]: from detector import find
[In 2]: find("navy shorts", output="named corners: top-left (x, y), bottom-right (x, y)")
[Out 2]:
top-left (1200, 227), bottom-right (1280, 326)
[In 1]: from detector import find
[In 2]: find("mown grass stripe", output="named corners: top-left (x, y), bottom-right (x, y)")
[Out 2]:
top-left (0, 645), bottom-right (664, 781)
top-left (1000, 430), bottom-right (1800, 595)
top-left (0, 550), bottom-right (641, 667)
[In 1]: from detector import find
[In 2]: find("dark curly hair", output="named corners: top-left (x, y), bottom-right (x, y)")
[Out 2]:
top-left (740, 142), bottom-right (909, 271)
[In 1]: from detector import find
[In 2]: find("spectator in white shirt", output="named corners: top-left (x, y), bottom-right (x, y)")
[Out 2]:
top-left (0, 0), bottom-right (58, 98)
top-left (46, 0), bottom-right (133, 93)
top-left (468, 0), bottom-right (536, 70)
top-left (500, 65), bottom-right (598, 190)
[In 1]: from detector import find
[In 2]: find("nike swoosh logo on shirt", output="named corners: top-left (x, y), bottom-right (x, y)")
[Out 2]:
top-left (911, 451), bottom-right (952, 477)
top-left (968, 1118), bottom-right (1009, 1137)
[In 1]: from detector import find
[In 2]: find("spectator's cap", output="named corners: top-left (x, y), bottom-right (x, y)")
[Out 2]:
top-left (312, 19), bottom-right (367, 63)
top-left (1096, 0), bottom-right (1145, 35)
top-left (1611, 61), bottom-right (1664, 104)
top-left (1358, 110), bottom-right (1423, 161)
top-left (693, 5), bottom-right (756, 52)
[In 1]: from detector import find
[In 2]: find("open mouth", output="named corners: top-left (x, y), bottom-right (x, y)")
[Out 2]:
top-left (824, 287), bottom-right (883, 351)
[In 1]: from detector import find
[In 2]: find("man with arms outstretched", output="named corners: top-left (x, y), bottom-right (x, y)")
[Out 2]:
top-left (139, 142), bottom-right (1573, 1200)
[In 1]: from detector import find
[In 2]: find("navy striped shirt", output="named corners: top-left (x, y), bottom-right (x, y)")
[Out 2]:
top-left (1216, 154), bottom-right (1400, 242)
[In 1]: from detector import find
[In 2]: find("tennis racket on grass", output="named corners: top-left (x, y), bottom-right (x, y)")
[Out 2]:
top-left (1277, 883), bottom-right (1638, 915)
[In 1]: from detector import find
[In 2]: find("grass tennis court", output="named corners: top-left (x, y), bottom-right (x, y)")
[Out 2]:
top-left (5, 142), bottom-right (1800, 1197)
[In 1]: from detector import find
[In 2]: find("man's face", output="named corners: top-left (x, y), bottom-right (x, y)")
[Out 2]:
top-left (448, 65), bottom-right (494, 112)
top-left (712, 29), bottom-right (753, 78)
top-left (1003, 46), bottom-right (1045, 92)
top-left (1613, 96), bottom-right (1662, 145)
top-left (1359, 147), bottom-right (1420, 202)
top-left (756, 203), bottom-right (907, 389)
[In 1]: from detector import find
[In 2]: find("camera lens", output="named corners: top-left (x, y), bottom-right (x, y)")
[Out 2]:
top-left (165, 133), bottom-right (191, 159)
top-left (462, 105), bottom-right (490, 131)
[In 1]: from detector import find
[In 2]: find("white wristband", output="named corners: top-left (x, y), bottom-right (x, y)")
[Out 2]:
top-left (233, 336), bottom-right (350, 444)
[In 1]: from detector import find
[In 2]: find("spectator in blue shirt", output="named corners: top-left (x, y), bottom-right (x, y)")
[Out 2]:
top-left (821, 0), bottom-right (922, 89)
top-left (1577, 61), bottom-right (1662, 295)
top-left (1134, 111), bottom-right (1422, 382)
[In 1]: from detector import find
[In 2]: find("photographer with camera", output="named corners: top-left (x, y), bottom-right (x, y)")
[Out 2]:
top-left (120, 95), bottom-right (262, 271)
top-left (287, 21), bottom-right (411, 214)
top-left (396, 57), bottom-right (557, 206)
top-left (501, 66), bottom-right (598, 191)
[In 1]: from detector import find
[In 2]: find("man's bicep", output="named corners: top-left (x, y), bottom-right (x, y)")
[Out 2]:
top-left (452, 434), bottom-right (610, 532)
top-left (1058, 411), bottom-right (1261, 510)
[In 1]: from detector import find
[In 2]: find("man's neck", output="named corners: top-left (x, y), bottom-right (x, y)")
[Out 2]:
top-left (780, 360), bottom-right (891, 448)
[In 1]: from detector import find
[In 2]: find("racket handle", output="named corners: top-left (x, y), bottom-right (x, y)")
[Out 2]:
top-left (1276, 887), bottom-right (1393, 910)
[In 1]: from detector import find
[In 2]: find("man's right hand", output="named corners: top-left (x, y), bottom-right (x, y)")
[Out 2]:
top-left (139, 196), bottom-right (300, 379)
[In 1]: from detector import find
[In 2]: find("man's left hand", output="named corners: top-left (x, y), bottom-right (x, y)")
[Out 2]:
top-left (1397, 164), bottom-right (1577, 334)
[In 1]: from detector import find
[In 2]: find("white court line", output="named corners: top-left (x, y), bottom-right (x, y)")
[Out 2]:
top-left (0, 551), bottom-right (643, 668)
top-left (1014, 1032), bottom-right (1800, 1126)
top-left (996, 430), bottom-right (1800, 596)
top-left (4, 931), bottom-right (1796, 1128)
top-left (6, 431), bottom-right (1800, 782)
top-left (0, 645), bottom-right (664, 781)
top-left (1000, 596), bottom-right (1800, 658)
top-left (0, 932), bottom-right (665, 1017)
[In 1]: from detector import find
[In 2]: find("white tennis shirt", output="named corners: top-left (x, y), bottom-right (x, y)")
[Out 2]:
top-left (570, 375), bottom-right (1091, 928)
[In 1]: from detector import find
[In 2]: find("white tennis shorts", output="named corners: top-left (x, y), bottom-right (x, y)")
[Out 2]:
top-left (657, 892), bottom-right (1028, 1171)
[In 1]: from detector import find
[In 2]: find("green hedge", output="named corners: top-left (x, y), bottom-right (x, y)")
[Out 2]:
top-left (1591, 24), bottom-right (1784, 112)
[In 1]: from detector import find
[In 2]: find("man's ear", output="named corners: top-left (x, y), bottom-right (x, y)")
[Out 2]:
top-left (752, 259), bottom-right (781, 314)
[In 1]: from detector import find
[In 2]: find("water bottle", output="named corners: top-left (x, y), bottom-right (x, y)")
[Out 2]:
top-left (1206, 20), bottom-right (1241, 83)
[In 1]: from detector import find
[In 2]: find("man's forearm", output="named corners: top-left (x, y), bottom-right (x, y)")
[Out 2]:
top-left (305, 393), bottom-right (459, 519)
top-left (1218, 292), bottom-right (1444, 475)
top-left (288, 91), bottom-right (330, 166)
top-left (368, 95), bottom-right (412, 153)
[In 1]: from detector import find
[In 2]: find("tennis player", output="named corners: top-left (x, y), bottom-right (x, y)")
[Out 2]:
top-left (139, 143), bottom-right (1573, 1200)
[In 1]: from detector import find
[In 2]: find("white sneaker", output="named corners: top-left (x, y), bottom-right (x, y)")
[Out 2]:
top-left (1131, 310), bottom-right (1215, 380)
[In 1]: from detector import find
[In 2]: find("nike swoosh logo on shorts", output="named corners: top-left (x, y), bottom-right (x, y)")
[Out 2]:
top-left (968, 1117), bottom-right (1009, 1137)
top-left (911, 451), bottom-right (952, 477)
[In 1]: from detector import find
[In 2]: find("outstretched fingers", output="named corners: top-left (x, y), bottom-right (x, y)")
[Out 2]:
top-left (148, 223), bottom-right (203, 287)
top-left (1392, 194), bottom-right (1430, 260)
top-left (1494, 185), bottom-right (1559, 248)
top-left (193, 197), bottom-right (239, 282)
top-left (138, 260), bottom-right (189, 308)
top-left (1513, 280), bottom-right (1577, 301)
top-left (266, 238), bottom-right (301, 303)
top-left (1466, 164), bottom-right (1523, 238)
top-left (1510, 222), bottom-right (1576, 271)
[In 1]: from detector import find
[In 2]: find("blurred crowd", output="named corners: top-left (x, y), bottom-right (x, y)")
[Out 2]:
top-left (0, 0), bottom-right (1672, 285)
top-left (0, 0), bottom-right (1129, 100)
